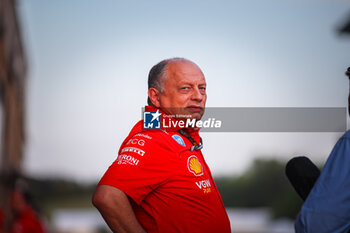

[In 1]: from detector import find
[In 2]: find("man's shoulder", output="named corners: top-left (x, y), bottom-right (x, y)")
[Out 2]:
top-left (119, 131), bottom-right (182, 163)
top-left (126, 120), bottom-right (168, 141)
top-left (121, 121), bottom-right (178, 152)
top-left (125, 130), bottom-right (176, 148)
top-left (342, 130), bottom-right (350, 139)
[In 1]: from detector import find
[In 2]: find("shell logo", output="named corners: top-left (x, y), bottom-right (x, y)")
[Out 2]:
top-left (187, 155), bottom-right (204, 176)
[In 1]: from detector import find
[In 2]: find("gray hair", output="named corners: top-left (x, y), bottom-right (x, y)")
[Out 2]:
top-left (147, 57), bottom-right (188, 106)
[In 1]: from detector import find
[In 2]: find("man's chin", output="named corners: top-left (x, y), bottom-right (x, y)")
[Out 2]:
top-left (189, 112), bottom-right (203, 121)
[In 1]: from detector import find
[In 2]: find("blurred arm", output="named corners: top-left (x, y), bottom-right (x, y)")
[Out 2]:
top-left (92, 185), bottom-right (146, 233)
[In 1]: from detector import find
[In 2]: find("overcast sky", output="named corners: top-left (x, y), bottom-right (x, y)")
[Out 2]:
top-left (17, 0), bottom-right (350, 183)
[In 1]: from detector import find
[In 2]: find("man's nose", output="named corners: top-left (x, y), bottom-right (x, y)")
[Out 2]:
top-left (191, 87), bottom-right (204, 101)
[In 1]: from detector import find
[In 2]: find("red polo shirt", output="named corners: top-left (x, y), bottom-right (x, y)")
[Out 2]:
top-left (99, 107), bottom-right (231, 233)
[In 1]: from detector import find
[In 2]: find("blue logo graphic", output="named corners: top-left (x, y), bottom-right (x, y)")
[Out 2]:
top-left (172, 135), bottom-right (185, 147)
top-left (143, 110), bottom-right (161, 129)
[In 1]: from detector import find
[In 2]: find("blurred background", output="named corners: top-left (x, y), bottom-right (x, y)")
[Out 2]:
top-left (1, 0), bottom-right (350, 232)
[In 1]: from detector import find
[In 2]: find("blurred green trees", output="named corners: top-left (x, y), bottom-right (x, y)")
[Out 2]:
top-left (215, 158), bottom-right (303, 219)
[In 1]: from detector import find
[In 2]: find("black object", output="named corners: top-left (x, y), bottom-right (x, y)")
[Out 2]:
top-left (339, 15), bottom-right (350, 34)
top-left (346, 67), bottom-right (350, 78)
top-left (285, 156), bottom-right (321, 201)
top-left (177, 129), bottom-right (203, 151)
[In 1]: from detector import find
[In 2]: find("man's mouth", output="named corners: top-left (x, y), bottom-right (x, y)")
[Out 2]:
top-left (186, 106), bottom-right (204, 113)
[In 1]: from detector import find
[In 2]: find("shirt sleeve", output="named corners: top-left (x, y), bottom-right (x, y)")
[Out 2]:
top-left (98, 134), bottom-right (172, 205)
top-left (295, 131), bottom-right (350, 233)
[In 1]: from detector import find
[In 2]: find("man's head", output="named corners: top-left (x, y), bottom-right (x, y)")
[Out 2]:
top-left (148, 58), bottom-right (207, 120)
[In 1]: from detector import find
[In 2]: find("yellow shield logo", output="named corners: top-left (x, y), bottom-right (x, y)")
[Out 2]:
top-left (187, 155), bottom-right (204, 176)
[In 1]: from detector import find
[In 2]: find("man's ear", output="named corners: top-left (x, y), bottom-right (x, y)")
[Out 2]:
top-left (148, 88), bottom-right (161, 108)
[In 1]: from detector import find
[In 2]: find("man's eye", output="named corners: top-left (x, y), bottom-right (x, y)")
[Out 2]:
top-left (181, 87), bottom-right (190, 90)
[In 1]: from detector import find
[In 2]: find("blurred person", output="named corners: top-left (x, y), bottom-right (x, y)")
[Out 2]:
top-left (0, 207), bottom-right (3, 232)
top-left (8, 183), bottom-right (46, 233)
top-left (92, 58), bottom-right (231, 233)
top-left (294, 67), bottom-right (350, 233)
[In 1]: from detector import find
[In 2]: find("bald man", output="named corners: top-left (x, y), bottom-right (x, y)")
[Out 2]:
top-left (92, 58), bottom-right (231, 233)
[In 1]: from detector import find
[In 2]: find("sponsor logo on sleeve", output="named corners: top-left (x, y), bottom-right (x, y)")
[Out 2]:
top-left (187, 155), bottom-right (203, 176)
top-left (172, 135), bottom-right (185, 147)
top-left (134, 133), bottom-right (152, 139)
top-left (126, 138), bottom-right (145, 146)
top-left (116, 154), bottom-right (140, 166)
top-left (121, 147), bottom-right (145, 156)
